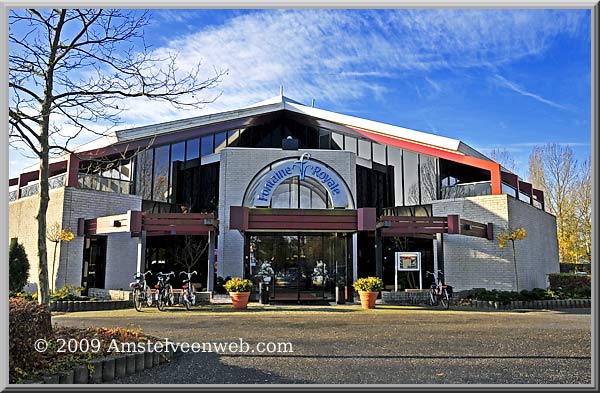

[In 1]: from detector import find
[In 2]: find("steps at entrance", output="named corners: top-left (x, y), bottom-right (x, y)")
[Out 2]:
top-left (268, 292), bottom-right (332, 305)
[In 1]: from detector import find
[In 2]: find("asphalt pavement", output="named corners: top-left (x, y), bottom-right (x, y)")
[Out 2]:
top-left (53, 304), bottom-right (592, 385)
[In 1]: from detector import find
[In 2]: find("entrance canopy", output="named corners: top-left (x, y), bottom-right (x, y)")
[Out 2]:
top-left (79, 211), bottom-right (218, 237)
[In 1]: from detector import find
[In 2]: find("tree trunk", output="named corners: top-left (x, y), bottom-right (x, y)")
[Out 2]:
top-left (512, 240), bottom-right (519, 293)
top-left (36, 149), bottom-right (51, 305)
top-left (51, 241), bottom-right (59, 293)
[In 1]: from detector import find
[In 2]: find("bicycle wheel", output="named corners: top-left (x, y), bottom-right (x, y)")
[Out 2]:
top-left (440, 289), bottom-right (450, 309)
top-left (156, 291), bottom-right (166, 311)
top-left (184, 294), bottom-right (191, 311)
top-left (429, 289), bottom-right (438, 306)
top-left (145, 287), bottom-right (153, 307)
top-left (166, 285), bottom-right (175, 306)
top-left (133, 289), bottom-right (142, 312)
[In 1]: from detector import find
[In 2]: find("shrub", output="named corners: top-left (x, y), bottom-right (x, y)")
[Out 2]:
top-left (548, 273), bottom-right (591, 289)
top-left (549, 286), bottom-right (591, 300)
top-left (458, 288), bottom-right (559, 304)
top-left (353, 277), bottom-right (384, 292)
top-left (9, 298), bottom-right (52, 383)
top-left (9, 291), bottom-right (34, 301)
top-left (50, 285), bottom-right (85, 301)
top-left (215, 276), bottom-right (232, 294)
top-left (224, 277), bottom-right (254, 292)
top-left (9, 240), bottom-right (30, 292)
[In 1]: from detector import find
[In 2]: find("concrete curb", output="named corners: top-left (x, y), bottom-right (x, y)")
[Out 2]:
top-left (26, 347), bottom-right (178, 384)
top-left (465, 298), bottom-right (591, 310)
top-left (381, 294), bottom-right (590, 310)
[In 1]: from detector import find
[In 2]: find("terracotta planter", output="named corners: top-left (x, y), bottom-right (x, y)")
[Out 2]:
top-left (358, 291), bottom-right (378, 309)
top-left (230, 292), bottom-right (251, 309)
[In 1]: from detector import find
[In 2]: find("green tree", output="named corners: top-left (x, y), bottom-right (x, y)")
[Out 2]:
top-left (9, 240), bottom-right (30, 292)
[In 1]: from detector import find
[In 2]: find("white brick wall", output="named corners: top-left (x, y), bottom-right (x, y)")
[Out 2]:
top-left (60, 188), bottom-right (141, 290)
top-left (432, 194), bottom-right (559, 291)
top-left (9, 187), bottom-right (141, 292)
top-left (218, 148), bottom-right (356, 279)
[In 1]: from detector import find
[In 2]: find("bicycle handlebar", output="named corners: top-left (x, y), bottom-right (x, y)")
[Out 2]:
top-left (134, 271), bottom-right (152, 278)
top-left (157, 271), bottom-right (175, 278)
top-left (179, 270), bottom-right (197, 276)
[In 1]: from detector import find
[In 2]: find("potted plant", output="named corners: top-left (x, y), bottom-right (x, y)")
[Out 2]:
top-left (353, 277), bottom-right (384, 309)
top-left (224, 277), bottom-right (254, 309)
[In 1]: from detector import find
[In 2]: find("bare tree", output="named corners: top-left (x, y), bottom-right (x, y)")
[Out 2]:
top-left (489, 148), bottom-right (518, 174)
top-left (573, 160), bottom-right (591, 263)
top-left (9, 9), bottom-right (226, 304)
top-left (174, 236), bottom-right (209, 273)
top-left (528, 144), bottom-right (581, 263)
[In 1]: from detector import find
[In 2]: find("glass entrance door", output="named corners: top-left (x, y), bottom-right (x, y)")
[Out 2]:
top-left (247, 233), bottom-right (350, 302)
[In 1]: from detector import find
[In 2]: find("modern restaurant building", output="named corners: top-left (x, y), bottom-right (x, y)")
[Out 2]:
top-left (8, 95), bottom-right (560, 301)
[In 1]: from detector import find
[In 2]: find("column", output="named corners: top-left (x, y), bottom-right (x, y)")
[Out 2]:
top-left (136, 231), bottom-right (146, 273)
top-left (207, 230), bottom-right (215, 292)
top-left (375, 228), bottom-right (383, 278)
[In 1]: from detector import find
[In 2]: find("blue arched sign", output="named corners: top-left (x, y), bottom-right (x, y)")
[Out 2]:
top-left (254, 153), bottom-right (349, 208)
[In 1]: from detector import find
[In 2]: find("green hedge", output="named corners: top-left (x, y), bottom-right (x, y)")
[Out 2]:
top-left (458, 287), bottom-right (590, 304)
top-left (548, 273), bottom-right (591, 289)
top-left (9, 298), bottom-right (52, 383)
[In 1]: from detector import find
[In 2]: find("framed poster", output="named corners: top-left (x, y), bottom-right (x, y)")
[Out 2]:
top-left (396, 252), bottom-right (421, 271)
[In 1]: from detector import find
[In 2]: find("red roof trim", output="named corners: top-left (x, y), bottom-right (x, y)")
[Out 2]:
top-left (349, 126), bottom-right (502, 195)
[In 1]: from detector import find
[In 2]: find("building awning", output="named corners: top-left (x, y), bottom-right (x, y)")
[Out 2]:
top-left (79, 211), bottom-right (218, 237)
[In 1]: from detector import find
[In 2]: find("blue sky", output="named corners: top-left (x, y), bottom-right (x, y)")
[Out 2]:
top-left (8, 8), bottom-right (591, 179)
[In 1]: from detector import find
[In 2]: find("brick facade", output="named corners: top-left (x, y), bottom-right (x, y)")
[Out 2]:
top-left (9, 187), bottom-right (141, 292)
top-left (432, 195), bottom-right (559, 291)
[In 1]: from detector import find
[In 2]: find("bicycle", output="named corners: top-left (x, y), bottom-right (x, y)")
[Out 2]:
top-left (426, 270), bottom-right (451, 309)
top-left (129, 271), bottom-right (153, 312)
top-left (154, 271), bottom-right (175, 311)
top-left (179, 270), bottom-right (198, 310)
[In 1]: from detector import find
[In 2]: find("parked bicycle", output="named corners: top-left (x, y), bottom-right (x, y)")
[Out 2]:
top-left (129, 271), bottom-right (153, 312)
top-left (179, 270), bottom-right (198, 310)
top-left (155, 271), bottom-right (175, 311)
top-left (426, 270), bottom-right (451, 309)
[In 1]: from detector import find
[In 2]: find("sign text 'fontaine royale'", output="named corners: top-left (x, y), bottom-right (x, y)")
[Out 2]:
top-left (254, 153), bottom-right (349, 208)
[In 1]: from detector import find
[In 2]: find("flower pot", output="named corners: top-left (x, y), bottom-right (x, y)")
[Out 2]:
top-left (229, 292), bottom-right (251, 309)
top-left (358, 291), bottom-right (378, 309)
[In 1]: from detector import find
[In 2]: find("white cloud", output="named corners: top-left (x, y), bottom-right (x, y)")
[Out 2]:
top-left (492, 74), bottom-right (568, 110)
top-left (9, 9), bottom-right (587, 177)
top-left (113, 9), bottom-right (586, 126)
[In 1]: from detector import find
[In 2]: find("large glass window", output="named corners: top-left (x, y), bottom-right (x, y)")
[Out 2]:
top-left (135, 149), bottom-right (153, 200)
top-left (214, 131), bottom-right (227, 153)
top-left (420, 154), bottom-right (438, 204)
top-left (201, 134), bottom-right (214, 156)
top-left (403, 150), bottom-right (420, 205)
top-left (153, 145), bottom-right (170, 202)
top-left (247, 233), bottom-right (350, 301)
top-left (227, 129), bottom-right (239, 147)
top-left (387, 147), bottom-right (403, 206)
top-left (169, 142), bottom-right (185, 202)
top-left (186, 138), bottom-right (199, 161)
top-left (270, 177), bottom-right (332, 209)
top-left (319, 129), bottom-right (331, 149)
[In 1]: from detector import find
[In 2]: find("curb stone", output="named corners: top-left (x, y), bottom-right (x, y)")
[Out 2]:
top-left (88, 359), bottom-right (103, 384)
top-left (59, 369), bottom-right (75, 384)
top-left (126, 353), bottom-right (136, 375)
top-left (34, 347), bottom-right (176, 385)
top-left (74, 364), bottom-right (88, 384)
top-left (102, 357), bottom-right (116, 382)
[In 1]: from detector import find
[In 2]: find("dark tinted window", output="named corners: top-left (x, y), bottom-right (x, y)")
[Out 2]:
top-left (201, 134), bottom-right (214, 156)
